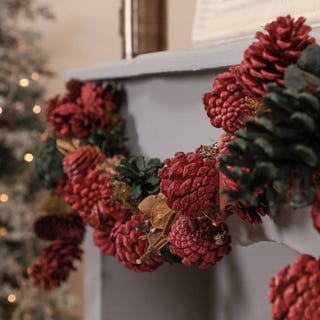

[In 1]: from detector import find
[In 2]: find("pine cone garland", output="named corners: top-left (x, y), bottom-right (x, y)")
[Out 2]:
top-left (269, 254), bottom-right (320, 320)
top-left (159, 146), bottom-right (219, 216)
top-left (62, 145), bottom-right (106, 178)
top-left (168, 215), bottom-right (231, 269)
top-left (35, 138), bottom-right (64, 188)
top-left (236, 15), bottom-right (315, 98)
top-left (203, 68), bottom-right (254, 133)
top-left (34, 213), bottom-right (85, 243)
top-left (115, 214), bottom-right (163, 272)
top-left (29, 240), bottom-right (82, 290)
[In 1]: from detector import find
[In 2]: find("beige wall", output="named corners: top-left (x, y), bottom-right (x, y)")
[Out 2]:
top-left (36, 0), bottom-right (196, 97)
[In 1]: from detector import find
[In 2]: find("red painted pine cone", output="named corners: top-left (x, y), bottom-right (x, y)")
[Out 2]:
top-left (29, 240), bottom-right (82, 290)
top-left (93, 220), bottom-right (124, 256)
top-left (269, 254), bottom-right (320, 320)
top-left (203, 68), bottom-right (253, 133)
top-left (159, 147), bottom-right (219, 217)
top-left (62, 145), bottom-right (106, 178)
top-left (168, 215), bottom-right (231, 269)
top-left (68, 169), bottom-right (128, 231)
top-left (236, 15), bottom-right (315, 98)
top-left (46, 82), bottom-right (117, 138)
top-left (115, 214), bottom-right (163, 272)
top-left (311, 189), bottom-right (320, 233)
top-left (34, 213), bottom-right (85, 243)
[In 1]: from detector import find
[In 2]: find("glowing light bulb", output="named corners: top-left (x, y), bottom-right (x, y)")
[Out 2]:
top-left (0, 107), bottom-right (2, 114)
top-left (8, 294), bottom-right (16, 303)
top-left (0, 194), bottom-right (8, 202)
top-left (19, 78), bottom-right (29, 87)
top-left (31, 72), bottom-right (40, 80)
top-left (33, 105), bottom-right (41, 114)
top-left (0, 227), bottom-right (7, 236)
top-left (24, 153), bottom-right (34, 162)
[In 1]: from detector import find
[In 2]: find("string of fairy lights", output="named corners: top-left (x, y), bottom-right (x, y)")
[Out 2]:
top-left (0, 70), bottom-right (42, 309)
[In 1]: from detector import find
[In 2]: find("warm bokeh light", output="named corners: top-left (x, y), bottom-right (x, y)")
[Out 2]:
top-left (0, 227), bottom-right (7, 237)
top-left (19, 78), bottom-right (29, 87)
top-left (18, 40), bottom-right (26, 50)
top-left (8, 294), bottom-right (16, 303)
top-left (0, 106), bottom-right (2, 114)
top-left (31, 72), bottom-right (40, 80)
top-left (0, 194), bottom-right (9, 203)
top-left (24, 153), bottom-right (34, 162)
top-left (23, 314), bottom-right (31, 320)
top-left (33, 105), bottom-right (42, 114)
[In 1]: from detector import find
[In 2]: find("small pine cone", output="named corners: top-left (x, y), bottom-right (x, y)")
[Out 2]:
top-left (115, 214), bottom-right (163, 272)
top-left (269, 254), bottom-right (320, 320)
top-left (35, 138), bottom-right (64, 188)
top-left (311, 189), bottom-right (320, 233)
top-left (168, 215), bottom-right (231, 269)
top-left (34, 213), bottom-right (85, 243)
top-left (236, 15), bottom-right (315, 98)
top-left (68, 169), bottom-right (128, 231)
top-left (203, 69), bottom-right (253, 133)
top-left (29, 240), bottom-right (82, 290)
top-left (159, 146), bottom-right (219, 216)
top-left (93, 220), bottom-right (124, 256)
top-left (65, 79), bottom-right (84, 103)
top-left (62, 145), bottom-right (106, 178)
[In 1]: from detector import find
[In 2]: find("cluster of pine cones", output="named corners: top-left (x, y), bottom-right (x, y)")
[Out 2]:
top-left (30, 15), bottom-right (320, 320)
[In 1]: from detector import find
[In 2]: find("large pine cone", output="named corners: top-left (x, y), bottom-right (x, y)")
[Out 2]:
top-left (115, 214), bottom-right (163, 272)
top-left (203, 68), bottom-right (254, 133)
top-left (236, 15), bottom-right (315, 98)
top-left (159, 146), bottom-right (219, 217)
top-left (218, 132), bottom-right (269, 224)
top-left (62, 145), bottom-right (106, 178)
top-left (168, 215), bottom-right (231, 269)
top-left (34, 213), bottom-right (85, 243)
top-left (29, 240), bottom-right (82, 290)
top-left (269, 254), bottom-right (320, 320)
top-left (68, 169), bottom-right (128, 231)
top-left (219, 48), bottom-right (320, 215)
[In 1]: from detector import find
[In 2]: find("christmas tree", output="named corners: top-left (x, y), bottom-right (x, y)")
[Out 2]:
top-left (0, 1), bottom-right (79, 319)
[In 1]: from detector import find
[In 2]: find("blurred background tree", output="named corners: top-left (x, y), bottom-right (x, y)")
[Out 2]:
top-left (0, 1), bottom-right (78, 319)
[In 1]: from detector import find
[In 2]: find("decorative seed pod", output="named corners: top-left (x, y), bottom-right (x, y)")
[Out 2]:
top-left (269, 254), bottom-right (320, 320)
top-left (68, 169), bottom-right (129, 231)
